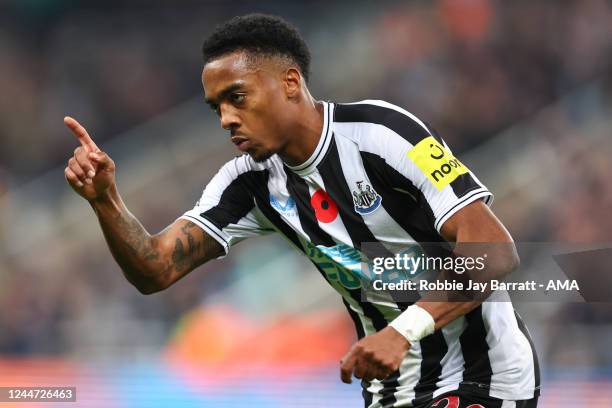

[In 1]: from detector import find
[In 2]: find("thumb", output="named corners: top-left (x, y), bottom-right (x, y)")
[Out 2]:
top-left (88, 151), bottom-right (112, 169)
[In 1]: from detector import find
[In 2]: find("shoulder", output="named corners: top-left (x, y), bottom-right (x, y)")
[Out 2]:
top-left (332, 99), bottom-right (434, 156)
top-left (216, 154), bottom-right (280, 180)
top-left (333, 99), bottom-right (431, 140)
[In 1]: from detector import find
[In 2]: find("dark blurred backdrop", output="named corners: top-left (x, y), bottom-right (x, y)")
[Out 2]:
top-left (1, 1), bottom-right (612, 407)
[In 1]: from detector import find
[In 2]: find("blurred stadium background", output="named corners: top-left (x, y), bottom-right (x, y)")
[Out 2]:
top-left (1, 0), bottom-right (612, 406)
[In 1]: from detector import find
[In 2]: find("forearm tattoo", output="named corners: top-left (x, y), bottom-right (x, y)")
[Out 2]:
top-left (102, 205), bottom-right (219, 282)
top-left (117, 216), bottom-right (155, 258)
top-left (111, 211), bottom-right (169, 276)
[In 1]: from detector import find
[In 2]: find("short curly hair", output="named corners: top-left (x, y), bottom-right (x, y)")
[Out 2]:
top-left (202, 13), bottom-right (311, 83)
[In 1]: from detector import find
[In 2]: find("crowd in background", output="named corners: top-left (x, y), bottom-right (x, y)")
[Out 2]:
top-left (2, 1), bottom-right (611, 186)
top-left (1, 0), bottom-right (612, 369)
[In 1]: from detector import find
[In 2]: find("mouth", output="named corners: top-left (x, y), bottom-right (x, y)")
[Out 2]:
top-left (231, 135), bottom-right (250, 152)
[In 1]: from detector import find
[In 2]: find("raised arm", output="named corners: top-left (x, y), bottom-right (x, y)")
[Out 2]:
top-left (63, 116), bottom-right (223, 294)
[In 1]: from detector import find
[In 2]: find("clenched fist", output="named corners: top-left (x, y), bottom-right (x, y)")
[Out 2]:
top-left (63, 116), bottom-right (116, 201)
top-left (340, 326), bottom-right (410, 384)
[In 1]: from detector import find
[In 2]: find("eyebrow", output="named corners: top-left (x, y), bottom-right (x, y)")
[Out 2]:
top-left (204, 82), bottom-right (245, 106)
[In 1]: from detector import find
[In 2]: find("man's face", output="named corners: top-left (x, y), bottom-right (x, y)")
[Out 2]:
top-left (202, 51), bottom-right (292, 162)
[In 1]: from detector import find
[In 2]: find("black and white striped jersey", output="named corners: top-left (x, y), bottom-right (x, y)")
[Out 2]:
top-left (181, 100), bottom-right (540, 407)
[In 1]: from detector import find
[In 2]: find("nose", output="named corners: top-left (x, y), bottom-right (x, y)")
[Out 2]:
top-left (219, 104), bottom-right (240, 131)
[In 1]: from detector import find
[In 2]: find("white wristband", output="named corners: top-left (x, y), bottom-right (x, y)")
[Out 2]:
top-left (389, 305), bottom-right (435, 343)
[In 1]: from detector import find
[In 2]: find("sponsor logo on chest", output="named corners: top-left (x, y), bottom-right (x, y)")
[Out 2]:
top-left (269, 193), bottom-right (298, 217)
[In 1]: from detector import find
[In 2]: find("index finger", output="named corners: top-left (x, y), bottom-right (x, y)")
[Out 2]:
top-left (64, 116), bottom-right (100, 152)
top-left (340, 351), bottom-right (358, 384)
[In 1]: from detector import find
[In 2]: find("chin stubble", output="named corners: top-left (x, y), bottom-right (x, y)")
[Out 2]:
top-left (251, 151), bottom-right (272, 163)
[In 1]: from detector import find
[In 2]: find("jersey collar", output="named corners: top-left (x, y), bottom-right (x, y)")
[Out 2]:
top-left (285, 101), bottom-right (334, 176)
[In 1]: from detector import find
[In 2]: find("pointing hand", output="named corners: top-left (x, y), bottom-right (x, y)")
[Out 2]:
top-left (63, 116), bottom-right (116, 201)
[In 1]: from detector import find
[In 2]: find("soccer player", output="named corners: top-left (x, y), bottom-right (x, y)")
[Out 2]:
top-left (63, 14), bottom-right (539, 408)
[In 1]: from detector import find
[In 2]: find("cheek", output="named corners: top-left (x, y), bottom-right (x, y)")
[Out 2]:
top-left (247, 84), bottom-right (288, 144)
top-left (264, 98), bottom-right (290, 132)
top-left (250, 107), bottom-right (285, 141)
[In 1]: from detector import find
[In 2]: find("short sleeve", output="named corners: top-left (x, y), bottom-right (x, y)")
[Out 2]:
top-left (336, 100), bottom-right (493, 234)
top-left (180, 156), bottom-right (276, 257)
top-left (405, 129), bottom-right (493, 232)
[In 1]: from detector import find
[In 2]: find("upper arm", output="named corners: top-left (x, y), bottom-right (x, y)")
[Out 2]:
top-left (151, 218), bottom-right (224, 290)
top-left (180, 156), bottom-right (276, 256)
top-left (440, 199), bottom-right (513, 243)
top-left (440, 199), bottom-right (519, 277)
top-left (148, 157), bottom-right (276, 291)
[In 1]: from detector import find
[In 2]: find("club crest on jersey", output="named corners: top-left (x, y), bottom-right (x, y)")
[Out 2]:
top-left (269, 193), bottom-right (298, 217)
top-left (352, 181), bottom-right (382, 215)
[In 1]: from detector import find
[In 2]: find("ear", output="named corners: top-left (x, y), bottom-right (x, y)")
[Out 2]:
top-left (283, 67), bottom-right (302, 99)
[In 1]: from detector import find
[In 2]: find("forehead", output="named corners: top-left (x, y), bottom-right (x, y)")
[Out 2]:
top-left (202, 52), bottom-right (259, 94)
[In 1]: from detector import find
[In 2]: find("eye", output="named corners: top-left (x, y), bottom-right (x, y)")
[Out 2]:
top-left (230, 93), bottom-right (246, 104)
top-left (209, 103), bottom-right (220, 116)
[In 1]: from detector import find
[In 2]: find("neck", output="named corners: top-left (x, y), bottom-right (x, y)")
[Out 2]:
top-left (278, 93), bottom-right (324, 167)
